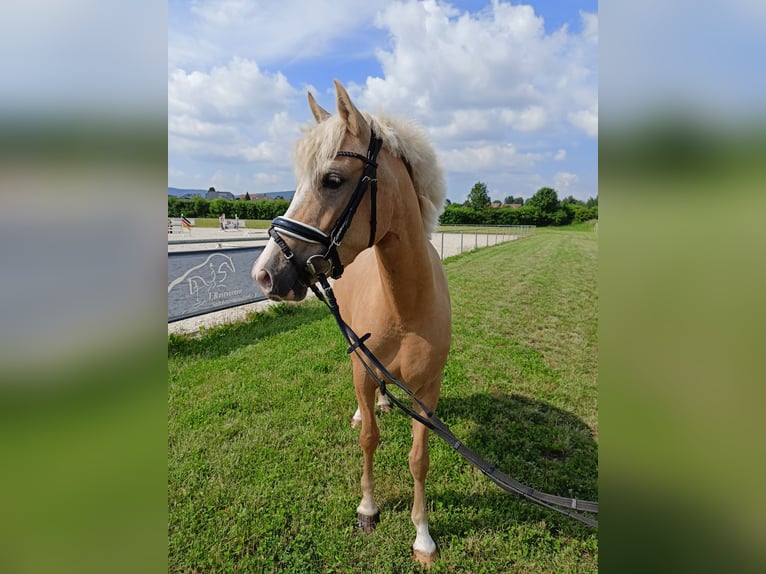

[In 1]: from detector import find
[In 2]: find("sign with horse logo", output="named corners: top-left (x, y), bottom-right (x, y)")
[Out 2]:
top-left (168, 246), bottom-right (266, 322)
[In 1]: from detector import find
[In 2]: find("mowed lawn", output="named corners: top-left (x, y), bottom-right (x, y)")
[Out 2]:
top-left (168, 227), bottom-right (598, 573)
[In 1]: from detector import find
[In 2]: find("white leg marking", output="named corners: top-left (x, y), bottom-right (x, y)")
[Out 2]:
top-left (413, 521), bottom-right (436, 555)
top-left (377, 393), bottom-right (390, 409)
top-left (352, 406), bottom-right (362, 422)
top-left (356, 497), bottom-right (379, 517)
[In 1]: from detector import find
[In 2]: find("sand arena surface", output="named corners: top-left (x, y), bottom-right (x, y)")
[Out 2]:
top-left (168, 226), bottom-right (521, 335)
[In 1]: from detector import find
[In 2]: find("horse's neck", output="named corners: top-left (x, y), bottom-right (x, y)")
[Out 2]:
top-left (374, 211), bottom-right (438, 318)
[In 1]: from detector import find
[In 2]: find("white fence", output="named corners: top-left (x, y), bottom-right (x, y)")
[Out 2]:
top-left (433, 225), bottom-right (535, 259)
top-left (167, 224), bottom-right (535, 257)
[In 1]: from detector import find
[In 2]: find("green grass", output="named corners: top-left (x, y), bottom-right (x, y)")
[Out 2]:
top-left (436, 224), bottom-right (535, 233)
top-left (537, 221), bottom-right (597, 233)
top-left (190, 218), bottom-right (273, 229)
top-left (168, 231), bottom-right (598, 573)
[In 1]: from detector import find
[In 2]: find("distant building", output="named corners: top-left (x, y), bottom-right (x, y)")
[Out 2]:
top-left (205, 190), bottom-right (236, 200)
top-left (250, 192), bottom-right (295, 201)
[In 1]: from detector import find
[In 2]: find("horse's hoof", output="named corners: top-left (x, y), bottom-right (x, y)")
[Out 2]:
top-left (350, 416), bottom-right (361, 429)
top-left (356, 511), bottom-right (380, 532)
top-left (412, 548), bottom-right (438, 569)
top-left (378, 404), bottom-right (392, 414)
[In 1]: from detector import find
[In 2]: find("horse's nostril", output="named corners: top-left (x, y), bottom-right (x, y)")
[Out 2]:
top-left (256, 268), bottom-right (272, 292)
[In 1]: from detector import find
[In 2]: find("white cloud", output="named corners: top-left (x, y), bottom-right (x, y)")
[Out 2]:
top-left (168, 56), bottom-right (304, 187)
top-left (500, 106), bottom-right (548, 132)
top-left (170, 0), bottom-right (388, 69)
top-left (554, 171), bottom-right (579, 191)
top-left (168, 1), bottom-right (598, 199)
top-left (189, 0), bottom-right (253, 28)
top-left (438, 143), bottom-right (542, 174)
top-left (238, 141), bottom-right (278, 162)
top-left (168, 115), bottom-right (236, 139)
top-left (568, 103), bottom-right (598, 137)
top-left (581, 10), bottom-right (598, 45)
top-left (355, 1), bottom-right (597, 142)
top-left (253, 172), bottom-right (284, 187)
top-left (209, 169), bottom-right (230, 190)
top-left (168, 57), bottom-right (296, 124)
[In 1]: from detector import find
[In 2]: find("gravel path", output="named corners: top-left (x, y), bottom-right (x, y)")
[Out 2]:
top-left (168, 227), bottom-right (523, 336)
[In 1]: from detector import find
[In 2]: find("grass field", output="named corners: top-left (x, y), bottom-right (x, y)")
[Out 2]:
top-left (168, 228), bottom-right (598, 573)
top-left (190, 218), bottom-right (273, 229)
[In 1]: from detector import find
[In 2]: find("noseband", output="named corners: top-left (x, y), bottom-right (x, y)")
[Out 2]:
top-left (268, 126), bottom-right (383, 281)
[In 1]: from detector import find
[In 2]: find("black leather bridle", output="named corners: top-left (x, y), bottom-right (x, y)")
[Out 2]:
top-left (268, 126), bottom-right (383, 281)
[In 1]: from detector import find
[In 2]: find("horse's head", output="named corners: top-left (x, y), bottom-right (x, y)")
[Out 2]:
top-left (252, 80), bottom-right (393, 301)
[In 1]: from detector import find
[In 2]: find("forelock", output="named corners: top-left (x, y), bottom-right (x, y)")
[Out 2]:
top-left (293, 115), bottom-right (348, 187)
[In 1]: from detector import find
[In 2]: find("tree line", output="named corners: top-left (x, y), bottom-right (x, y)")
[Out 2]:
top-left (168, 196), bottom-right (290, 220)
top-left (439, 182), bottom-right (597, 226)
top-left (168, 182), bottom-right (597, 227)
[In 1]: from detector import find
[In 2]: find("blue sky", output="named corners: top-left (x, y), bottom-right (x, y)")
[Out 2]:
top-left (169, 0), bottom-right (598, 203)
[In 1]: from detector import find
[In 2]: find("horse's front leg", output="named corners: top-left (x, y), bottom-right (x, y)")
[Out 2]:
top-left (353, 363), bottom-right (380, 531)
top-left (410, 400), bottom-right (438, 568)
top-left (351, 390), bottom-right (391, 428)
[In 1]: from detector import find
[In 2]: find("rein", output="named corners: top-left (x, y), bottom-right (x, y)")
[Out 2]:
top-left (309, 274), bottom-right (599, 528)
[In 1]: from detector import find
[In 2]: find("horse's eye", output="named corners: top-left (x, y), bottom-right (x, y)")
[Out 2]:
top-left (322, 173), bottom-right (343, 190)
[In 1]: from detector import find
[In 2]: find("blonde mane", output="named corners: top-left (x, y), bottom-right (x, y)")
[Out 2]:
top-left (294, 112), bottom-right (446, 234)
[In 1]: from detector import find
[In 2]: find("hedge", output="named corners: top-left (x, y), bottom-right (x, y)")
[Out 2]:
top-left (168, 197), bottom-right (290, 220)
top-left (438, 203), bottom-right (597, 227)
top-left (168, 196), bottom-right (597, 227)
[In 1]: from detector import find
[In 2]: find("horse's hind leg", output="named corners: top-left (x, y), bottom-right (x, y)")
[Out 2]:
top-left (351, 390), bottom-right (391, 428)
top-left (410, 395), bottom-right (439, 568)
top-left (353, 364), bottom-right (380, 531)
top-left (377, 391), bottom-right (391, 413)
top-left (351, 405), bottom-right (362, 428)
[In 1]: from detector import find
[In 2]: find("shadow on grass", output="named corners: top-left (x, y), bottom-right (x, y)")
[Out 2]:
top-left (386, 392), bottom-right (598, 537)
top-left (167, 301), bottom-right (331, 359)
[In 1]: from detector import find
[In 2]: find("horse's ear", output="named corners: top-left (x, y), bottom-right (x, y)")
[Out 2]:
top-left (307, 91), bottom-right (331, 123)
top-left (334, 79), bottom-right (368, 138)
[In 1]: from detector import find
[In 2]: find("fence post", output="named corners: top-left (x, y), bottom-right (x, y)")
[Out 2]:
top-left (440, 232), bottom-right (444, 260)
top-left (460, 230), bottom-right (464, 253)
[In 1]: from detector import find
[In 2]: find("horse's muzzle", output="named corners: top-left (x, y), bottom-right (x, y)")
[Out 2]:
top-left (252, 240), bottom-right (309, 301)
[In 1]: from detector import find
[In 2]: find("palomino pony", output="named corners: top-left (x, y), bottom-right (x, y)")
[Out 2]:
top-left (252, 80), bottom-right (451, 566)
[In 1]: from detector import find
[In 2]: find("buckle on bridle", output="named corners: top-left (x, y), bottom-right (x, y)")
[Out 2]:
top-left (268, 225), bottom-right (295, 260)
top-left (305, 254), bottom-right (332, 278)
